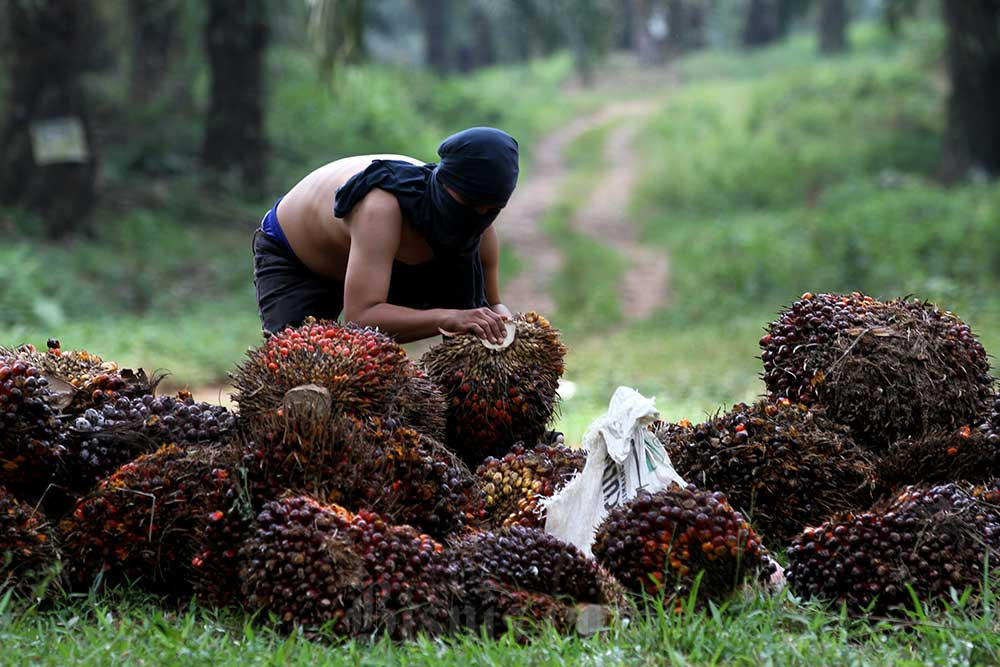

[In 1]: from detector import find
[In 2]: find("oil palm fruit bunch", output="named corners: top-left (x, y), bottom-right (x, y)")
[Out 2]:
top-left (452, 579), bottom-right (576, 640)
top-left (232, 318), bottom-right (445, 439)
top-left (422, 312), bottom-right (567, 469)
top-left (0, 486), bottom-right (60, 599)
top-left (4, 340), bottom-right (156, 414)
top-left (976, 394), bottom-right (1000, 444)
top-left (878, 425), bottom-right (1000, 490)
top-left (0, 354), bottom-right (65, 500)
top-left (786, 482), bottom-right (1000, 615)
top-left (760, 293), bottom-right (993, 449)
top-left (592, 484), bottom-right (773, 607)
top-left (60, 393), bottom-right (236, 496)
top-left (243, 401), bottom-right (482, 538)
top-left (58, 443), bottom-right (250, 603)
top-left (240, 496), bottom-right (454, 639)
top-left (451, 526), bottom-right (626, 607)
top-left (475, 443), bottom-right (585, 529)
top-left (656, 400), bottom-right (876, 544)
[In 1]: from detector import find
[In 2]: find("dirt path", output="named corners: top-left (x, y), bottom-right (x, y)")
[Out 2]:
top-left (501, 98), bottom-right (668, 320)
top-left (570, 101), bottom-right (670, 319)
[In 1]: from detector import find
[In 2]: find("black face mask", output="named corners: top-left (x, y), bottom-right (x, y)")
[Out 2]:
top-left (426, 170), bottom-right (501, 256)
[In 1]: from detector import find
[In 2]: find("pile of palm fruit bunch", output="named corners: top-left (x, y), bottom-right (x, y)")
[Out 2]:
top-left (0, 486), bottom-right (59, 599)
top-left (654, 399), bottom-right (877, 544)
top-left (786, 481), bottom-right (1000, 615)
top-left (448, 525), bottom-right (628, 639)
top-left (57, 442), bottom-right (251, 605)
top-left (759, 292), bottom-right (993, 449)
top-left (475, 442), bottom-right (585, 529)
top-left (592, 484), bottom-right (774, 610)
top-left (422, 311), bottom-right (567, 469)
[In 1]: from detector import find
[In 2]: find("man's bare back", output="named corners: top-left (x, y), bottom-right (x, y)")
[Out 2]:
top-left (276, 154), bottom-right (433, 281)
top-left (253, 127), bottom-right (519, 343)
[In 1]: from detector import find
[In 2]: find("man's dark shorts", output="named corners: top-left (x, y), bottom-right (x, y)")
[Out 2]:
top-left (252, 230), bottom-right (343, 334)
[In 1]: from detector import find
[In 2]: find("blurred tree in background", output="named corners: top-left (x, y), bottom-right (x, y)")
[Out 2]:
top-left (941, 0), bottom-right (1000, 178)
top-left (1, 0), bottom-right (997, 239)
top-left (201, 0), bottom-right (269, 196)
top-left (0, 0), bottom-right (98, 237)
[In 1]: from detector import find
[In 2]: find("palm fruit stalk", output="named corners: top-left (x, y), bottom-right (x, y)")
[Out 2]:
top-left (760, 293), bottom-right (993, 449)
top-left (57, 443), bottom-right (250, 604)
top-left (422, 311), bottom-right (567, 469)
top-left (3, 340), bottom-right (157, 414)
top-left (60, 392), bottom-right (236, 497)
top-left (243, 385), bottom-right (482, 538)
top-left (475, 443), bottom-right (585, 529)
top-left (786, 482), bottom-right (1000, 615)
top-left (231, 317), bottom-right (445, 440)
top-left (0, 486), bottom-right (60, 599)
top-left (0, 354), bottom-right (65, 500)
top-left (240, 496), bottom-right (454, 640)
top-left (592, 484), bottom-right (773, 608)
top-left (655, 400), bottom-right (876, 544)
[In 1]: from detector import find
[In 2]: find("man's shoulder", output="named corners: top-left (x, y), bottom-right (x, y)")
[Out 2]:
top-left (352, 187), bottom-right (402, 218)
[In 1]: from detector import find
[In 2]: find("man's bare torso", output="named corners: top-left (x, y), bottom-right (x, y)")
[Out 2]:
top-left (275, 154), bottom-right (435, 280)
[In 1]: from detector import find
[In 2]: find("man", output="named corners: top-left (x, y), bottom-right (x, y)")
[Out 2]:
top-left (252, 127), bottom-right (518, 344)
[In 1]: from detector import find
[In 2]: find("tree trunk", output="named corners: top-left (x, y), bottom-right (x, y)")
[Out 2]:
top-left (415, 0), bottom-right (452, 74)
top-left (666, 0), bottom-right (685, 55)
top-left (201, 0), bottom-right (268, 195)
top-left (742, 0), bottom-right (781, 48)
top-left (633, 0), bottom-right (667, 64)
top-left (817, 0), bottom-right (849, 54)
top-left (941, 0), bottom-right (1000, 179)
top-left (0, 0), bottom-right (97, 238)
top-left (127, 0), bottom-right (180, 102)
top-left (618, 0), bottom-right (635, 50)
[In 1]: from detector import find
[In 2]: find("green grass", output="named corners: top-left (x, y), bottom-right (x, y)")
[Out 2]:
top-left (4, 586), bottom-right (1000, 665)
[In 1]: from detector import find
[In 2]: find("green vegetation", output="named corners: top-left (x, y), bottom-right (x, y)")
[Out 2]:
top-left (0, 53), bottom-right (580, 388)
top-left (549, 22), bottom-right (1000, 443)
top-left (4, 585), bottom-right (1000, 666)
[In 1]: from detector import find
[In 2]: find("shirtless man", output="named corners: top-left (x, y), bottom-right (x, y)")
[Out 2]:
top-left (252, 127), bottom-right (519, 344)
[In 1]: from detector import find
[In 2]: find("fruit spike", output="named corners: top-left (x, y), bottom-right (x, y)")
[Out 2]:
top-left (592, 484), bottom-right (773, 607)
top-left (0, 486), bottom-right (60, 599)
top-left (244, 408), bottom-right (483, 539)
top-left (451, 525), bottom-right (625, 606)
top-left (0, 354), bottom-right (65, 500)
top-left (878, 425), bottom-right (1000, 489)
top-left (231, 317), bottom-right (445, 440)
top-left (57, 443), bottom-right (250, 605)
top-left (240, 496), bottom-right (455, 640)
top-left (422, 311), bottom-right (567, 469)
top-left (786, 482), bottom-right (1000, 615)
top-left (760, 293), bottom-right (993, 448)
top-left (60, 393), bottom-right (237, 495)
top-left (475, 442), bottom-right (585, 529)
top-left (655, 400), bottom-right (876, 544)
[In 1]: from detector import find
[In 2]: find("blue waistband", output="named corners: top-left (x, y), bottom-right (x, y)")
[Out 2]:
top-left (260, 197), bottom-right (292, 252)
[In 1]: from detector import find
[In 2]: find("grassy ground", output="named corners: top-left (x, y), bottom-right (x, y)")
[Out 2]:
top-left (5, 20), bottom-right (1000, 665)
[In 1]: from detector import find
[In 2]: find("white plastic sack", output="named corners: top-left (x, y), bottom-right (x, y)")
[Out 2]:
top-left (543, 386), bottom-right (686, 557)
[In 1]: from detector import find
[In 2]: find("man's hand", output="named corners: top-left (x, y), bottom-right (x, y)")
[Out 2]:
top-left (442, 307), bottom-right (508, 344)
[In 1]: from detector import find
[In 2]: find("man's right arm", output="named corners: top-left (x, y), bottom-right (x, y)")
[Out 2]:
top-left (342, 191), bottom-right (507, 344)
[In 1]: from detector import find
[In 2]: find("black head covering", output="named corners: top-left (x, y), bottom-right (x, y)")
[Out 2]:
top-left (333, 127), bottom-right (519, 310)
